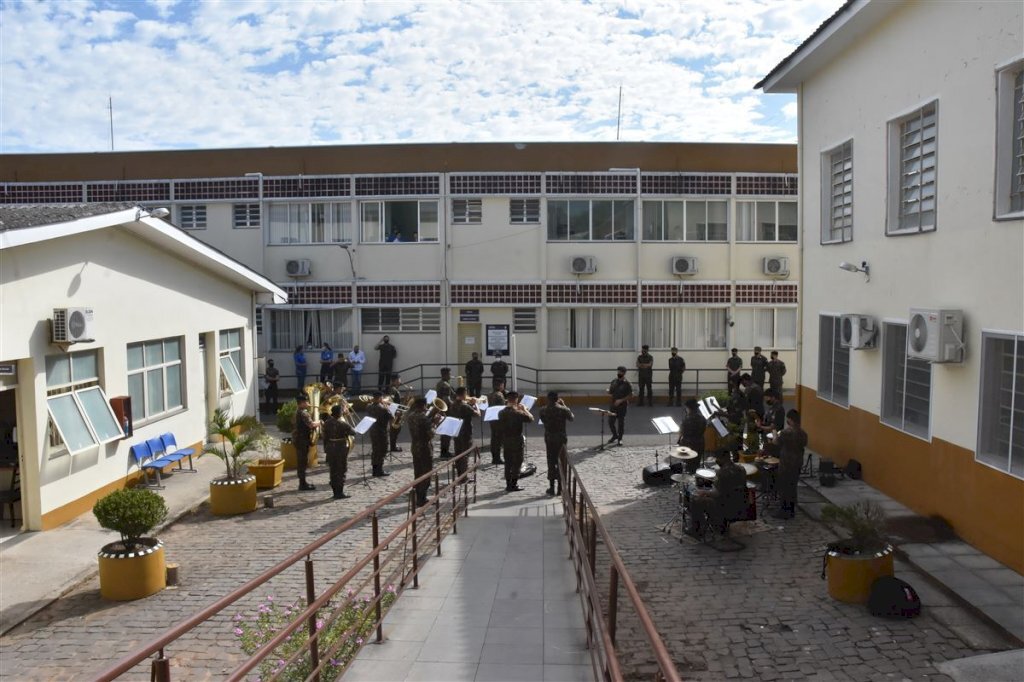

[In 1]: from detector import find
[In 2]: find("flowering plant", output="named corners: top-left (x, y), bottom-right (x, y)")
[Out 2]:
top-left (233, 586), bottom-right (398, 681)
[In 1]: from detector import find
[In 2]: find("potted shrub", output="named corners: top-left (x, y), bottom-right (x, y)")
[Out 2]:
top-left (247, 432), bottom-right (284, 490)
top-left (206, 408), bottom-right (261, 516)
top-left (820, 500), bottom-right (895, 604)
top-left (93, 487), bottom-right (169, 600)
top-left (276, 400), bottom-right (318, 471)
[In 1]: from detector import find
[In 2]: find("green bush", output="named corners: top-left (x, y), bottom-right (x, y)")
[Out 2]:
top-left (93, 488), bottom-right (168, 550)
top-left (821, 500), bottom-right (888, 554)
top-left (276, 400), bottom-right (298, 434)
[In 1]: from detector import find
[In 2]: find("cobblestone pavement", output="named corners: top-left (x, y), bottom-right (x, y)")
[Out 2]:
top-left (568, 444), bottom-right (1019, 681)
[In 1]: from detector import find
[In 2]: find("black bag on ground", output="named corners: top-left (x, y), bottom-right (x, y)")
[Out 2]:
top-left (642, 463), bottom-right (674, 486)
top-left (868, 576), bottom-right (921, 619)
top-left (819, 459), bottom-right (838, 487)
top-left (845, 458), bottom-right (863, 479)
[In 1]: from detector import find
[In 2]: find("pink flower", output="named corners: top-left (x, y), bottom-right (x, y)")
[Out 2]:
top-left (267, 595), bottom-right (275, 602)
top-left (233, 627), bottom-right (243, 637)
top-left (233, 613), bottom-right (244, 622)
top-left (356, 637), bottom-right (364, 645)
top-left (316, 619), bottom-right (324, 631)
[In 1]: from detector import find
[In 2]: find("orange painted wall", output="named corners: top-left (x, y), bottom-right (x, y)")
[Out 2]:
top-left (798, 385), bottom-right (1024, 574)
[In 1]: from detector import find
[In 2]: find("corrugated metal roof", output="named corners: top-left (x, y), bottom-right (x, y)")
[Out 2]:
top-left (754, 0), bottom-right (857, 90)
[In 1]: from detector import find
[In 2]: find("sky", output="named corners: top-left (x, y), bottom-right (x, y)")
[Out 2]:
top-left (0, 0), bottom-right (842, 154)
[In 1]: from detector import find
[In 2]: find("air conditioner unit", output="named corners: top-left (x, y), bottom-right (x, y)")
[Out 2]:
top-left (908, 308), bottom-right (965, 363)
top-left (671, 256), bottom-right (699, 276)
top-left (286, 259), bottom-right (312, 277)
top-left (763, 256), bottom-right (790, 277)
top-left (570, 256), bottom-right (597, 275)
top-left (52, 307), bottom-right (95, 344)
top-left (840, 314), bottom-right (878, 350)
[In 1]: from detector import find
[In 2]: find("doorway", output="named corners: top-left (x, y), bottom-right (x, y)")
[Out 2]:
top-left (0, 386), bottom-right (23, 540)
top-left (457, 323), bottom-right (482, 371)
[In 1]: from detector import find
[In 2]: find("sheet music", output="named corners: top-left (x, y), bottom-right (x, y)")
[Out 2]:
top-left (710, 417), bottom-right (729, 437)
top-left (436, 416), bottom-right (464, 437)
top-left (651, 416), bottom-right (679, 435)
top-left (697, 400), bottom-right (712, 420)
top-left (520, 394), bottom-right (537, 410)
top-left (706, 396), bottom-right (722, 412)
top-left (476, 397), bottom-right (489, 411)
top-left (425, 389), bottom-right (437, 403)
top-left (354, 416), bottom-right (377, 435)
top-left (484, 405), bottom-right (504, 422)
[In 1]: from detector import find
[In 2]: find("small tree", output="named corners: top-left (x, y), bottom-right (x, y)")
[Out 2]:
top-left (276, 400), bottom-right (298, 434)
top-left (93, 488), bottom-right (168, 551)
top-left (821, 500), bottom-right (889, 554)
top-left (205, 408), bottom-right (264, 480)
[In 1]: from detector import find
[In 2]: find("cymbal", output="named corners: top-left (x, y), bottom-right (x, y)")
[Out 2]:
top-left (667, 446), bottom-right (699, 460)
top-left (670, 473), bottom-right (687, 484)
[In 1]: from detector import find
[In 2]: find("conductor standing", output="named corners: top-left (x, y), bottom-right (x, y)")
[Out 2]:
top-left (606, 366), bottom-right (633, 446)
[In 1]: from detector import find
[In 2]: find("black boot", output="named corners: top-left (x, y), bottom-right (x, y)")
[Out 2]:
top-left (545, 485), bottom-right (555, 496)
top-left (333, 488), bottom-right (350, 499)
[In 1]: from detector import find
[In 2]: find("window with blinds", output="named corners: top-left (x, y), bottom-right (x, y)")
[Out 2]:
top-left (268, 309), bottom-right (354, 351)
top-left (639, 308), bottom-right (728, 350)
top-left (1013, 70), bottom-right (1024, 213)
top-left (977, 332), bottom-right (1024, 479)
top-left (548, 308), bottom-right (635, 349)
top-left (732, 308), bottom-right (797, 349)
top-left (881, 322), bottom-right (932, 438)
top-left (233, 203), bottom-right (261, 229)
top-left (452, 198), bottom-right (482, 224)
top-left (361, 307), bottom-right (441, 333)
top-left (178, 204), bottom-right (207, 230)
top-left (513, 308), bottom-right (537, 333)
top-left (509, 198), bottom-right (541, 224)
top-left (822, 141), bottom-right (853, 244)
top-left (817, 315), bottom-right (849, 407)
top-left (996, 63), bottom-right (1024, 218)
top-left (888, 102), bottom-right (938, 234)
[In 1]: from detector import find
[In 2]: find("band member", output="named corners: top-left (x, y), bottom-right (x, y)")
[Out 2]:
top-left (449, 387), bottom-right (480, 479)
top-left (726, 348), bottom-right (743, 395)
top-left (490, 354), bottom-right (509, 392)
top-left (687, 451), bottom-right (746, 537)
top-left (385, 374), bottom-right (404, 452)
top-left (464, 351), bottom-right (485, 397)
top-left (435, 367), bottom-right (455, 458)
top-left (498, 392), bottom-right (534, 492)
top-left (758, 390), bottom-right (786, 435)
top-left (292, 393), bottom-right (320, 491)
top-left (323, 404), bottom-right (356, 499)
top-left (366, 391), bottom-right (392, 477)
top-left (264, 359), bottom-right (280, 414)
top-left (767, 351), bottom-right (787, 395)
top-left (606, 366), bottom-right (633, 445)
top-left (405, 397), bottom-right (435, 507)
top-left (318, 343), bottom-right (334, 383)
top-left (677, 398), bottom-right (706, 459)
top-left (773, 409), bottom-right (808, 520)
top-left (488, 379), bottom-right (507, 464)
top-left (539, 391), bottom-right (573, 496)
top-left (636, 344), bottom-right (654, 407)
top-left (740, 374), bottom-right (764, 418)
top-left (750, 346), bottom-right (768, 389)
top-left (374, 335), bottom-right (397, 390)
top-left (667, 347), bottom-right (685, 407)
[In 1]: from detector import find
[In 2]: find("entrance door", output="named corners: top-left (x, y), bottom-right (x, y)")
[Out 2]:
top-left (0, 386), bottom-right (22, 537)
top-left (457, 323), bottom-right (482, 371)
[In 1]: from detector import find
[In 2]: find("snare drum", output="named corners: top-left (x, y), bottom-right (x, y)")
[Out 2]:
top-left (695, 468), bottom-right (717, 489)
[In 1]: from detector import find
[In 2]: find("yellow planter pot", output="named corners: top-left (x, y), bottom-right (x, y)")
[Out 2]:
top-left (98, 539), bottom-right (166, 601)
top-left (248, 459), bottom-right (284, 489)
top-left (825, 544), bottom-right (895, 604)
top-left (209, 476), bottom-right (258, 515)
top-left (280, 442), bottom-right (318, 471)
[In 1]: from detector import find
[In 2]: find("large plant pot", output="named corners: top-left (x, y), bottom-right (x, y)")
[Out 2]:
top-left (248, 459), bottom-right (284, 489)
top-left (825, 543), bottom-right (895, 603)
top-left (209, 476), bottom-right (258, 515)
top-left (98, 538), bottom-right (166, 601)
top-left (280, 441), bottom-right (318, 471)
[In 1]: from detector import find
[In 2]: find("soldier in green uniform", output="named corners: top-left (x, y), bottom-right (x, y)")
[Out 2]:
top-left (667, 347), bottom-right (685, 407)
top-left (490, 355), bottom-right (509, 392)
top-left (405, 397), bottom-right (435, 507)
top-left (726, 348), bottom-right (743, 395)
top-left (435, 367), bottom-right (455, 459)
top-left (384, 375), bottom-right (405, 452)
top-left (636, 345), bottom-right (654, 406)
top-left (487, 379), bottom-right (507, 465)
top-left (366, 392), bottom-right (392, 477)
top-left (291, 394), bottom-right (320, 491)
top-left (750, 346), bottom-right (769, 389)
top-left (449, 387), bottom-right (480, 479)
top-left (767, 351), bottom-right (787, 395)
top-left (464, 352), bottom-right (485, 398)
top-left (539, 391), bottom-right (574, 496)
top-left (498, 392), bottom-right (533, 492)
top-left (773, 409), bottom-right (808, 520)
top-left (323, 404), bottom-right (356, 499)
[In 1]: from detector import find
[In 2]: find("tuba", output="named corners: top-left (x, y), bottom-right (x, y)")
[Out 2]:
top-left (426, 397), bottom-right (448, 426)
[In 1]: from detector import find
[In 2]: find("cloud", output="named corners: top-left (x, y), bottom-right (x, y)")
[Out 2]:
top-left (0, 0), bottom-right (842, 152)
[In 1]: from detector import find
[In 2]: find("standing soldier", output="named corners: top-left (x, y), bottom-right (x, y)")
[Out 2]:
top-left (435, 367), bottom-right (456, 459)
top-left (374, 335), bottom-right (397, 391)
top-left (488, 379), bottom-right (507, 465)
top-left (750, 346), bottom-right (768, 389)
top-left (773, 410), bottom-right (808, 520)
top-left (264, 359), bottom-right (281, 414)
top-left (292, 394), bottom-right (320, 491)
top-left (726, 348), bottom-right (743, 395)
top-left (606, 366), bottom-right (633, 446)
top-left (498, 392), bottom-right (534, 492)
top-left (465, 352), bottom-right (485, 398)
top-left (767, 350), bottom-right (787, 396)
top-left (449, 387), bottom-right (480, 479)
top-left (490, 354), bottom-right (509, 393)
top-left (539, 391), bottom-right (574, 497)
top-left (385, 374), bottom-right (405, 452)
top-left (636, 345), bottom-right (654, 407)
top-left (323, 404), bottom-right (356, 499)
top-left (405, 397), bottom-right (435, 507)
top-left (667, 347), bottom-right (685, 407)
top-left (366, 392), bottom-right (392, 477)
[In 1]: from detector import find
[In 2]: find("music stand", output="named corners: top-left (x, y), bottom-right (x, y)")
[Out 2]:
top-left (483, 406), bottom-right (503, 465)
top-left (354, 416), bottom-right (376, 488)
top-left (588, 407), bottom-right (613, 450)
top-left (651, 415), bottom-right (680, 451)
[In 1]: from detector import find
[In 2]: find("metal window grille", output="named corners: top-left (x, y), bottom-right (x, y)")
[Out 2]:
top-left (452, 198), bottom-right (482, 224)
top-left (513, 308), bottom-right (537, 333)
top-left (896, 103), bottom-right (938, 232)
top-left (360, 307), bottom-right (441, 333)
top-left (233, 203), bottom-right (261, 229)
top-left (179, 204), bottom-right (207, 229)
top-left (976, 333), bottom-right (1023, 478)
top-left (509, 198), bottom-right (541, 224)
top-left (1012, 70), bottom-right (1024, 212)
top-left (817, 315), bottom-right (849, 406)
top-left (881, 323), bottom-right (932, 438)
top-left (826, 142), bottom-right (853, 242)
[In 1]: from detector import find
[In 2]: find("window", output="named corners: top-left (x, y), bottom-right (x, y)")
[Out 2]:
top-left (881, 322), bottom-right (932, 438)
top-left (547, 200), bottom-right (634, 241)
top-left (995, 62), bottom-right (1024, 218)
top-left (510, 198), bottom-right (541, 224)
top-left (233, 203), bottom-right (261, 229)
top-left (888, 102), bottom-right (938, 234)
top-left (361, 308), bottom-right (441, 333)
top-left (219, 328), bottom-right (245, 394)
top-left (548, 308), bottom-right (635, 349)
top-left (732, 308), bottom-right (798, 349)
top-left (737, 201), bottom-right (798, 242)
top-left (640, 308), bottom-right (728, 350)
top-left (452, 198), bottom-right (482, 225)
top-left (177, 204), bottom-right (207, 230)
top-left (268, 202), bottom-right (353, 244)
top-left (513, 308), bottom-right (537, 333)
top-left (642, 200), bottom-right (728, 241)
top-left (268, 309), bottom-right (354, 351)
top-left (45, 350), bottom-right (121, 455)
top-left (821, 141), bottom-right (853, 243)
top-left (127, 338), bottom-right (184, 422)
top-left (360, 201), bottom-right (439, 243)
top-left (977, 333), bottom-right (1023, 478)
top-left (817, 315), bottom-right (849, 406)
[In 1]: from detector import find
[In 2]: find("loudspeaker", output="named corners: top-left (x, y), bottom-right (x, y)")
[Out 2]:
top-left (845, 459), bottom-right (863, 480)
top-left (643, 463), bottom-right (674, 486)
top-left (868, 577), bottom-right (921, 619)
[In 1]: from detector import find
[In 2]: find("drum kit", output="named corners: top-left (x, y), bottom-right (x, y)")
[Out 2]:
top-left (661, 449), bottom-right (766, 537)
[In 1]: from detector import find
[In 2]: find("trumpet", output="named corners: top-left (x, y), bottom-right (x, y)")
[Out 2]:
top-left (356, 394), bottom-right (374, 404)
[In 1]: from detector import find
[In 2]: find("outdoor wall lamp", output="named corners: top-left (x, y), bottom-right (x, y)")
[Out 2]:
top-left (136, 207), bottom-right (170, 221)
top-left (839, 260), bottom-right (870, 282)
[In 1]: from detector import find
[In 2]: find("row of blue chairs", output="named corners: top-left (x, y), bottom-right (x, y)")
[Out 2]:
top-left (130, 434), bottom-right (197, 488)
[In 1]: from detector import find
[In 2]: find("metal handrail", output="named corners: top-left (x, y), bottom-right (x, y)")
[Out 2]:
top-left (560, 451), bottom-right (683, 682)
top-left (94, 446), bottom-right (481, 681)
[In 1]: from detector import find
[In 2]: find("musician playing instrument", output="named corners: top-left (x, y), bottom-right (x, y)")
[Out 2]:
top-left (292, 393), bottom-right (320, 491)
top-left (687, 451), bottom-right (746, 537)
top-left (538, 391), bottom-right (573, 497)
top-left (449, 387), bottom-right (480, 478)
top-left (487, 379), bottom-right (507, 465)
top-left (366, 392), bottom-right (393, 477)
top-left (498, 391), bottom-right (534, 493)
top-left (435, 367), bottom-right (456, 458)
top-left (678, 398), bottom-right (706, 459)
top-left (772, 409), bottom-right (807, 520)
top-left (606, 366), bottom-right (634, 446)
top-left (323, 404), bottom-right (357, 499)
top-left (385, 375), bottom-right (405, 452)
top-left (464, 352), bottom-right (485, 398)
top-left (405, 397), bottom-right (435, 507)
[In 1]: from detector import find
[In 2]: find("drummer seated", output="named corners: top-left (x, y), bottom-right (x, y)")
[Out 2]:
top-left (687, 451), bottom-right (748, 538)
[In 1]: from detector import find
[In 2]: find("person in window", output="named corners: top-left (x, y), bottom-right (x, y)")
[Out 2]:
top-left (347, 345), bottom-right (366, 392)
top-left (726, 348), bottom-right (743, 395)
top-left (293, 346), bottom-right (308, 392)
top-left (374, 335), bottom-right (397, 390)
top-left (264, 359), bottom-right (280, 414)
top-left (606, 366), bottom-right (633, 446)
top-left (750, 346), bottom-right (768, 389)
top-left (318, 343), bottom-right (334, 383)
top-left (387, 228), bottom-right (401, 242)
top-left (636, 345), bottom-right (654, 407)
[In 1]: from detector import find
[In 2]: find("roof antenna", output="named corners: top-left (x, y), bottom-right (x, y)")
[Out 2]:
top-left (107, 96), bottom-right (115, 151)
top-left (615, 85), bottom-right (623, 141)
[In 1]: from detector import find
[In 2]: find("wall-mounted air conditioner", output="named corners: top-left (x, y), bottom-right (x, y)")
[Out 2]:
top-left (286, 259), bottom-right (312, 277)
top-left (763, 256), bottom-right (789, 277)
top-left (671, 256), bottom-right (698, 276)
top-left (840, 314), bottom-right (878, 350)
top-left (908, 308), bottom-right (965, 363)
top-left (52, 307), bottom-right (95, 344)
top-left (570, 256), bottom-right (597, 275)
